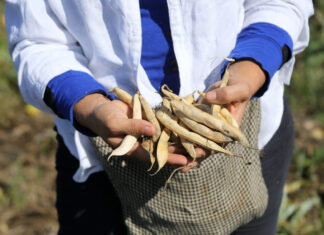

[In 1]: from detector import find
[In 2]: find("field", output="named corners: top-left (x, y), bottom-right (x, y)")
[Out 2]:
top-left (1, 1), bottom-right (324, 234)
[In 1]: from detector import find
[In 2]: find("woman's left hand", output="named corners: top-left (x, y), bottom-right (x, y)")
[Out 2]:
top-left (203, 60), bottom-right (266, 125)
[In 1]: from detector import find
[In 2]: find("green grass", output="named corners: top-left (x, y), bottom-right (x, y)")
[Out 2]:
top-left (286, 0), bottom-right (324, 123)
top-left (278, 3), bottom-right (324, 231)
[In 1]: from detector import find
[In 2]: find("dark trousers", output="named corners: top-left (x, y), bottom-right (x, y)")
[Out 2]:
top-left (55, 99), bottom-right (294, 235)
top-left (55, 136), bottom-right (128, 235)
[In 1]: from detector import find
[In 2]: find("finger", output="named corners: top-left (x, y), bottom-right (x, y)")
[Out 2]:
top-left (180, 161), bottom-right (198, 173)
top-left (106, 136), bottom-right (124, 147)
top-left (167, 153), bottom-right (191, 167)
top-left (198, 81), bottom-right (222, 104)
top-left (110, 119), bottom-right (155, 137)
top-left (168, 144), bottom-right (187, 155)
top-left (194, 147), bottom-right (207, 159)
top-left (205, 83), bottom-right (250, 105)
top-left (226, 101), bottom-right (248, 125)
top-left (191, 144), bottom-right (209, 156)
top-left (205, 81), bottom-right (222, 92)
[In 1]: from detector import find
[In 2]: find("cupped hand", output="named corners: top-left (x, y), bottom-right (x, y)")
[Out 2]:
top-left (204, 60), bottom-right (266, 125)
top-left (73, 93), bottom-right (206, 171)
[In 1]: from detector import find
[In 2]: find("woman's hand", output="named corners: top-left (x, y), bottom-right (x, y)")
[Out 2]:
top-left (73, 93), bottom-right (206, 172)
top-left (204, 61), bottom-right (266, 125)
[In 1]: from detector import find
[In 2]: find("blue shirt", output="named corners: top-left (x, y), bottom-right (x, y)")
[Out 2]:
top-left (140, 0), bottom-right (180, 95)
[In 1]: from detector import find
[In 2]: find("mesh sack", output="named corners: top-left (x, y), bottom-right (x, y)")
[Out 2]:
top-left (89, 99), bottom-right (268, 234)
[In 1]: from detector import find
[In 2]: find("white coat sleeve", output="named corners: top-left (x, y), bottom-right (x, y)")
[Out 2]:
top-left (5, 0), bottom-right (94, 113)
top-left (244, 0), bottom-right (314, 54)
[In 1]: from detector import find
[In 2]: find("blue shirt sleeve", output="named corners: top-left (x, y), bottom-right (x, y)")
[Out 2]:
top-left (222, 22), bottom-right (293, 97)
top-left (43, 70), bottom-right (113, 136)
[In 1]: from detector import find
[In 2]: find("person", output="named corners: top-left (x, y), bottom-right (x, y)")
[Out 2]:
top-left (5, 0), bottom-right (313, 234)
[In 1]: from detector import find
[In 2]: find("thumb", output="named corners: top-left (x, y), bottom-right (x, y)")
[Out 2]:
top-left (119, 119), bottom-right (155, 136)
top-left (205, 83), bottom-right (250, 104)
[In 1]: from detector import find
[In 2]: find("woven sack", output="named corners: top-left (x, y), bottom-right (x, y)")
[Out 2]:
top-left (89, 99), bottom-right (268, 234)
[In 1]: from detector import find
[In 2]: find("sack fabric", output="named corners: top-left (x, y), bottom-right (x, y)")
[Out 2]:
top-left (89, 99), bottom-right (268, 234)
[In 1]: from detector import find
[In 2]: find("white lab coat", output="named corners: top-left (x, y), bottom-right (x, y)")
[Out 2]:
top-left (5, 0), bottom-right (313, 182)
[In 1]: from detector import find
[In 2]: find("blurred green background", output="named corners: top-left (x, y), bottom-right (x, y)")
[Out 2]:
top-left (0, 1), bottom-right (324, 234)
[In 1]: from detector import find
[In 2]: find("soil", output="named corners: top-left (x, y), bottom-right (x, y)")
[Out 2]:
top-left (0, 106), bottom-right (58, 235)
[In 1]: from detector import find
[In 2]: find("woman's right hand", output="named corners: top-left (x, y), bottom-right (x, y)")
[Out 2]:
top-left (73, 93), bottom-right (205, 170)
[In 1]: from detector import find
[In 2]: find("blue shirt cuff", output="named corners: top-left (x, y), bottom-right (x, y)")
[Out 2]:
top-left (44, 70), bottom-right (111, 136)
top-left (222, 22), bottom-right (293, 97)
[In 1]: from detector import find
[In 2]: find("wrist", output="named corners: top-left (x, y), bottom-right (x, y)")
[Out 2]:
top-left (228, 61), bottom-right (266, 98)
top-left (73, 93), bottom-right (111, 129)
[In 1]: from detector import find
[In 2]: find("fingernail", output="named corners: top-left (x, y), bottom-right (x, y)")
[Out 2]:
top-left (206, 92), bottom-right (216, 100)
top-left (144, 125), bottom-right (153, 136)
